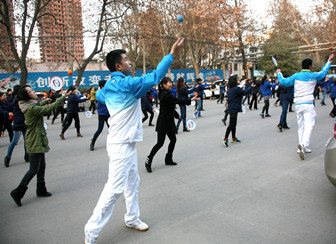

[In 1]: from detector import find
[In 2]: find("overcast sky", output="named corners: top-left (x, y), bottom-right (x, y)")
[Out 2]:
top-left (246, 0), bottom-right (317, 24)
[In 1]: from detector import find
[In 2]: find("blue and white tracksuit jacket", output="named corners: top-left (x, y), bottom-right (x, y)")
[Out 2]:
top-left (277, 61), bottom-right (331, 105)
top-left (85, 54), bottom-right (174, 238)
top-left (277, 61), bottom-right (331, 148)
top-left (96, 54), bottom-right (174, 144)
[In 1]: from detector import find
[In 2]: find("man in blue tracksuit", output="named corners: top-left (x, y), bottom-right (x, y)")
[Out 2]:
top-left (84, 38), bottom-right (184, 244)
top-left (276, 53), bottom-right (334, 160)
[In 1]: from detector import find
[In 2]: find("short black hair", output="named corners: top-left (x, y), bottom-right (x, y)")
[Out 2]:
top-left (106, 49), bottom-right (126, 72)
top-left (17, 85), bottom-right (31, 101)
top-left (68, 85), bottom-right (76, 91)
top-left (302, 58), bottom-right (312, 69)
top-left (228, 75), bottom-right (238, 88)
top-left (99, 80), bottom-right (106, 88)
top-left (196, 78), bottom-right (202, 83)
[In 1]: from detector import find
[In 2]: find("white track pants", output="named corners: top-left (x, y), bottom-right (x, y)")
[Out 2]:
top-left (296, 104), bottom-right (316, 148)
top-left (85, 142), bottom-right (140, 239)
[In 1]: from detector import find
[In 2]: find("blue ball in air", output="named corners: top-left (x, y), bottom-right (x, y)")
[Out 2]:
top-left (177, 15), bottom-right (184, 23)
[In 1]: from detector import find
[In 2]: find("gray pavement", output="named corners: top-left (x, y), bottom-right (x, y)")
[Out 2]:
top-left (1, 98), bottom-right (336, 244)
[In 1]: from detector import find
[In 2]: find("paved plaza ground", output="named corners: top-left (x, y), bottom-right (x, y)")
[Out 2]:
top-left (1, 98), bottom-right (336, 244)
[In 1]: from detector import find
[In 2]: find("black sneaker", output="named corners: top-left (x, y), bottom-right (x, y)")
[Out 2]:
top-left (277, 125), bottom-right (283, 132)
top-left (231, 138), bottom-right (241, 143)
top-left (265, 114), bottom-right (271, 117)
top-left (260, 113), bottom-right (264, 119)
top-left (222, 138), bottom-right (228, 147)
top-left (4, 156), bottom-right (10, 167)
top-left (145, 156), bottom-right (152, 173)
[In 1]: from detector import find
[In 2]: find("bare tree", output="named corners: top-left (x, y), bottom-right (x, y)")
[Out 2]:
top-left (0, 0), bottom-right (54, 85)
top-left (73, 0), bottom-right (135, 87)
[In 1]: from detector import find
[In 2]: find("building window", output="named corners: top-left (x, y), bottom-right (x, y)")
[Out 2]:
top-left (234, 63), bottom-right (238, 71)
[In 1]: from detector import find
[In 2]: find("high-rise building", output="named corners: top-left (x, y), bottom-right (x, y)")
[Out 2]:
top-left (0, 0), bottom-right (15, 62)
top-left (39, 0), bottom-right (84, 64)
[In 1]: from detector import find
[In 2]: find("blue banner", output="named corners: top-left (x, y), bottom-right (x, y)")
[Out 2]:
top-left (0, 69), bottom-right (228, 91)
top-left (136, 69), bottom-right (228, 84)
top-left (0, 71), bottom-right (112, 91)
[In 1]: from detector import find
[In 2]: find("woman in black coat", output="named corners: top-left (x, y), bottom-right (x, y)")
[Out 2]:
top-left (145, 77), bottom-right (198, 173)
top-left (222, 75), bottom-right (253, 147)
top-left (176, 77), bottom-right (194, 133)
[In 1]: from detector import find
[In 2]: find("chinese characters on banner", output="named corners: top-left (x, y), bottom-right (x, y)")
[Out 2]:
top-left (0, 69), bottom-right (227, 91)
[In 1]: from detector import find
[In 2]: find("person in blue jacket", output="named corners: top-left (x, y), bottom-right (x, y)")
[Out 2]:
top-left (141, 90), bottom-right (155, 126)
top-left (222, 75), bottom-right (253, 147)
top-left (328, 77), bottom-right (336, 117)
top-left (90, 80), bottom-right (110, 151)
top-left (0, 91), bottom-right (13, 142)
top-left (59, 85), bottom-right (87, 140)
top-left (217, 80), bottom-right (226, 104)
top-left (84, 38), bottom-right (185, 244)
top-left (170, 81), bottom-right (177, 97)
top-left (4, 85), bottom-right (29, 167)
top-left (277, 74), bottom-right (293, 132)
top-left (259, 75), bottom-right (277, 118)
top-left (320, 76), bottom-right (333, 105)
top-left (276, 53), bottom-right (334, 160)
top-left (150, 86), bottom-right (158, 107)
top-left (193, 78), bottom-right (210, 118)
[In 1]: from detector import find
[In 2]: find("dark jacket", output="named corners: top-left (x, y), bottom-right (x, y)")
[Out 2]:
top-left (251, 81), bottom-right (260, 94)
top-left (11, 97), bottom-right (27, 131)
top-left (227, 86), bottom-right (252, 113)
top-left (97, 101), bottom-right (109, 116)
top-left (194, 83), bottom-right (210, 98)
top-left (156, 89), bottom-right (191, 134)
top-left (141, 94), bottom-right (153, 111)
top-left (329, 82), bottom-right (336, 99)
top-left (0, 99), bottom-right (11, 123)
top-left (260, 81), bottom-right (277, 97)
top-left (278, 85), bottom-right (294, 102)
top-left (66, 94), bottom-right (87, 114)
top-left (177, 86), bottom-right (194, 100)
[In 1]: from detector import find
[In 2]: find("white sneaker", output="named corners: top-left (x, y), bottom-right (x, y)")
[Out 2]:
top-left (305, 147), bottom-right (312, 153)
top-left (298, 144), bottom-right (304, 160)
top-left (126, 219), bottom-right (149, 231)
top-left (84, 228), bottom-right (97, 244)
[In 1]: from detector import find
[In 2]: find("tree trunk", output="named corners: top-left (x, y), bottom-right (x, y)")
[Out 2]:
top-left (221, 63), bottom-right (226, 80)
top-left (20, 61), bottom-right (28, 86)
top-left (142, 38), bottom-right (146, 75)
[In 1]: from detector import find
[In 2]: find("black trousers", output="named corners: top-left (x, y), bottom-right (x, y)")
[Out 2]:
top-left (61, 113), bottom-right (80, 134)
top-left (262, 99), bottom-right (270, 114)
top-left (149, 132), bottom-right (176, 159)
top-left (142, 109), bottom-right (154, 125)
top-left (19, 153), bottom-right (46, 186)
top-left (0, 120), bottom-right (13, 142)
top-left (225, 112), bottom-right (238, 139)
top-left (92, 115), bottom-right (109, 142)
top-left (249, 93), bottom-right (258, 109)
top-left (52, 106), bottom-right (65, 122)
top-left (89, 101), bottom-right (96, 113)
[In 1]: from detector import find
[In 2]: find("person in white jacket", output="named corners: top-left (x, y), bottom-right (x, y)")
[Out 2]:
top-left (276, 53), bottom-right (334, 160)
top-left (84, 38), bottom-right (184, 244)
